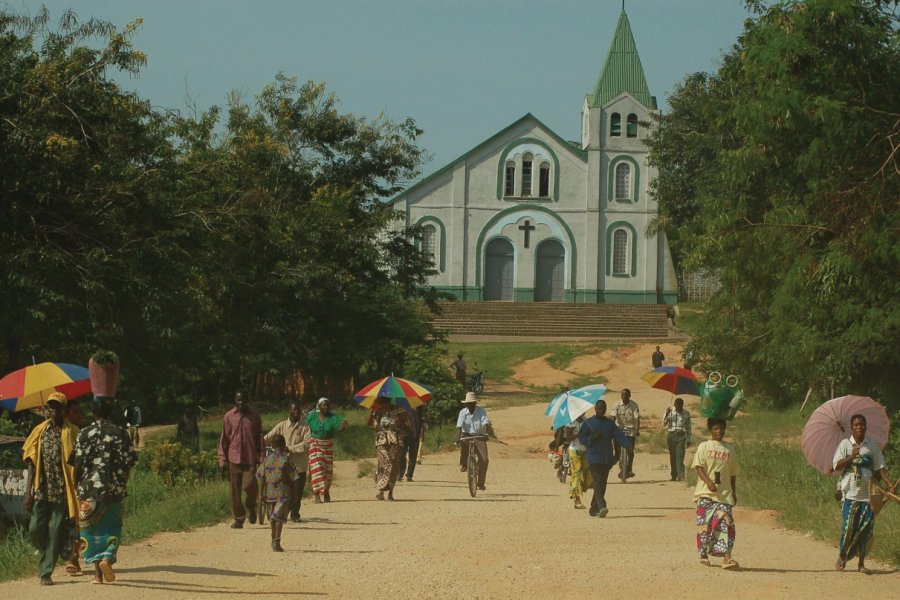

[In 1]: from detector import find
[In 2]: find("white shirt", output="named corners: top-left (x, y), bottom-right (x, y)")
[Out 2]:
top-left (456, 406), bottom-right (489, 435)
top-left (612, 401), bottom-right (640, 435)
top-left (833, 436), bottom-right (885, 502)
top-left (567, 421), bottom-right (586, 452)
top-left (662, 407), bottom-right (692, 443)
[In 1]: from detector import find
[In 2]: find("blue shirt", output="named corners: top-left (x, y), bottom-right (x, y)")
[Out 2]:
top-left (578, 416), bottom-right (632, 466)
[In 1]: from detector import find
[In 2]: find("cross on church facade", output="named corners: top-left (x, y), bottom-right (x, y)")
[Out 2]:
top-left (518, 220), bottom-right (536, 248)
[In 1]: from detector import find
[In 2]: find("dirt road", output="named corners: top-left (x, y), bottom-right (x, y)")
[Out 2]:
top-left (4, 344), bottom-right (896, 598)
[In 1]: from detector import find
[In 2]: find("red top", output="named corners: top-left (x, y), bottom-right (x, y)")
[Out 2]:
top-left (217, 407), bottom-right (264, 467)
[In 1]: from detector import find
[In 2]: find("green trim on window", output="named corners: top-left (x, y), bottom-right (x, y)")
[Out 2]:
top-left (414, 216), bottom-right (446, 272)
top-left (496, 137), bottom-right (561, 201)
top-left (605, 220), bottom-right (637, 277)
top-left (475, 205), bottom-right (578, 292)
top-left (607, 155), bottom-right (641, 204)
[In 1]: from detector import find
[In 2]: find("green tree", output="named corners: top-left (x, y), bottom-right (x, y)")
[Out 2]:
top-left (648, 0), bottom-right (900, 408)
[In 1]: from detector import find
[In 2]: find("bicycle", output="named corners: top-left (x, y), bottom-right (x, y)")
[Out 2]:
top-left (459, 435), bottom-right (488, 497)
top-left (468, 367), bottom-right (486, 394)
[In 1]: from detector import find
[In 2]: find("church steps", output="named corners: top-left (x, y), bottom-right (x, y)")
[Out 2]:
top-left (428, 301), bottom-right (670, 339)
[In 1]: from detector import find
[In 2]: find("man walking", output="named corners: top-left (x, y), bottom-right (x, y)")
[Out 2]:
top-left (218, 390), bottom-right (264, 529)
top-left (651, 346), bottom-right (665, 369)
top-left (578, 400), bottom-right (631, 518)
top-left (456, 392), bottom-right (494, 490)
top-left (22, 393), bottom-right (79, 586)
top-left (398, 405), bottom-right (425, 482)
top-left (662, 397), bottom-right (692, 481)
top-left (452, 352), bottom-right (468, 388)
top-left (265, 401), bottom-right (311, 522)
top-left (612, 389), bottom-right (640, 480)
top-left (123, 399), bottom-right (142, 448)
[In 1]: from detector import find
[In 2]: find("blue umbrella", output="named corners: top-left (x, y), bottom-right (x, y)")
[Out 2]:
top-left (550, 384), bottom-right (608, 430)
top-left (545, 390), bottom-right (569, 417)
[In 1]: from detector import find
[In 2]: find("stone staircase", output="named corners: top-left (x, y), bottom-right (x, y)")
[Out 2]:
top-left (430, 301), bottom-right (670, 339)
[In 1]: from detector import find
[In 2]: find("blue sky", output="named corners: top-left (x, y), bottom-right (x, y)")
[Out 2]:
top-left (14, 0), bottom-right (752, 180)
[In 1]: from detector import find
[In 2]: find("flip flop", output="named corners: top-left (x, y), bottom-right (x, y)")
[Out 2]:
top-left (722, 559), bottom-right (740, 570)
top-left (858, 567), bottom-right (871, 575)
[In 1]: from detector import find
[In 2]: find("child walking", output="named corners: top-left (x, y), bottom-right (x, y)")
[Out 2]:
top-left (255, 435), bottom-right (296, 552)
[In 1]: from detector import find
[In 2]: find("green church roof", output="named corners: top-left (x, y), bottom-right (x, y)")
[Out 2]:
top-left (589, 10), bottom-right (656, 110)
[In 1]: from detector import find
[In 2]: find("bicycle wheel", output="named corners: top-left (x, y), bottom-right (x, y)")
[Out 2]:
top-left (467, 445), bottom-right (478, 497)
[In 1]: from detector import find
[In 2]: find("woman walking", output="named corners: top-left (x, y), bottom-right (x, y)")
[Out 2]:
top-left (368, 399), bottom-right (409, 500)
top-left (565, 415), bottom-right (592, 509)
top-left (305, 397), bottom-right (347, 503)
top-left (832, 414), bottom-right (892, 574)
top-left (691, 417), bottom-right (740, 570)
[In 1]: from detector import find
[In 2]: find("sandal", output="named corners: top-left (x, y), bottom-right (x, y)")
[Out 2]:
top-left (835, 559), bottom-right (846, 571)
top-left (721, 559), bottom-right (740, 570)
top-left (65, 563), bottom-right (81, 576)
top-left (858, 567), bottom-right (871, 575)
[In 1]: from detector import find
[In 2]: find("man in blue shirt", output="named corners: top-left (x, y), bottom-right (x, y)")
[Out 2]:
top-left (578, 399), bottom-right (632, 518)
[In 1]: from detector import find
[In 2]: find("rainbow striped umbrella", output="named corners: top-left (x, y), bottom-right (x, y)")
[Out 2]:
top-left (641, 366), bottom-right (701, 396)
top-left (354, 376), bottom-right (432, 411)
top-left (0, 362), bottom-right (91, 412)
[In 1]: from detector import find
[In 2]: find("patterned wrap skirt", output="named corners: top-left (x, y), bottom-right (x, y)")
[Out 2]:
top-left (79, 499), bottom-right (123, 565)
top-left (375, 430), bottom-right (403, 492)
top-left (696, 497), bottom-right (735, 558)
top-left (567, 447), bottom-right (592, 500)
top-left (308, 438), bottom-right (335, 494)
top-left (838, 499), bottom-right (875, 560)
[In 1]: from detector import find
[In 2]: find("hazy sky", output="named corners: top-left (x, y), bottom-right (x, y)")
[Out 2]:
top-left (13, 0), bottom-right (752, 180)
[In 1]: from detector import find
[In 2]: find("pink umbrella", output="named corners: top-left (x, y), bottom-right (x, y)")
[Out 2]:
top-left (801, 395), bottom-right (890, 475)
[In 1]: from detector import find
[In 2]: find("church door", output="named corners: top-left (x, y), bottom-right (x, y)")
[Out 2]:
top-left (535, 239), bottom-right (565, 302)
top-left (484, 238), bottom-right (514, 301)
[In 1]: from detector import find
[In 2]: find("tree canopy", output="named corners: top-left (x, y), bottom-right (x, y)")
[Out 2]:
top-left (648, 0), bottom-right (900, 408)
top-left (0, 8), bottom-right (438, 410)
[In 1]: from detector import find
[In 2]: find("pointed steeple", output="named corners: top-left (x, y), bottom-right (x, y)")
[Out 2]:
top-left (589, 10), bottom-right (655, 109)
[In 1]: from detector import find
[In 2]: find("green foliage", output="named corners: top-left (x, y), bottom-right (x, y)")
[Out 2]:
top-left (402, 344), bottom-right (465, 426)
top-left (0, 525), bottom-right (32, 583)
top-left (648, 0), bottom-right (900, 409)
top-left (0, 6), bottom-right (437, 410)
top-left (90, 349), bottom-right (119, 365)
top-left (144, 442), bottom-right (218, 487)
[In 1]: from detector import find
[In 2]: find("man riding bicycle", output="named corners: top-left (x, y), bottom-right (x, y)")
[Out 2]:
top-left (456, 392), bottom-right (495, 491)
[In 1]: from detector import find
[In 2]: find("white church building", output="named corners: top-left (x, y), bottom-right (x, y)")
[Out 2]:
top-left (392, 10), bottom-right (678, 305)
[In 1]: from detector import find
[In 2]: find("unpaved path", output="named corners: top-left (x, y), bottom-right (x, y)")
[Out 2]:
top-left (3, 345), bottom-right (896, 598)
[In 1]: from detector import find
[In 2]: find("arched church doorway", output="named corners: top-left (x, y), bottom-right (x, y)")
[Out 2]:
top-left (484, 238), bottom-right (514, 301)
top-left (535, 239), bottom-right (565, 302)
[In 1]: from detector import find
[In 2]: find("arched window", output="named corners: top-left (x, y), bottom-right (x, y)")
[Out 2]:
top-left (612, 229), bottom-right (628, 275)
top-left (521, 153), bottom-right (533, 197)
top-left (626, 113), bottom-right (638, 138)
top-left (610, 113), bottom-right (621, 137)
top-left (615, 162), bottom-right (631, 201)
top-left (538, 162), bottom-right (550, 197)
top-left (504, 161), bottom-right (516, 196)
top-left (421, 224), bottom-right (437, 261)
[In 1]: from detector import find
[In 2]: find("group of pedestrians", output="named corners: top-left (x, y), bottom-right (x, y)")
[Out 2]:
top-left (23, 393), bottom-right (137, 585)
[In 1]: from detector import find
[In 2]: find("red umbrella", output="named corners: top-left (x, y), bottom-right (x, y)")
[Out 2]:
top-left (801, 395), bottom-right (890, 475)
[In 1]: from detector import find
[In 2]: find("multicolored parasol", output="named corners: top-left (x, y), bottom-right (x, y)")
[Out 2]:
top-left (354, 376), bottom-right (432, 411)
top-left (641, 366), bottom-right (701, 396)
top-left (0, 362), bottom-right (91, 412)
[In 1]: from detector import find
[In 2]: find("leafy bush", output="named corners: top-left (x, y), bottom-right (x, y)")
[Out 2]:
top-left (402, 345), bottom-right (465, 426)
top-left (145, 442), bottom-right (219, 487)
top-left (90, 349), bottom-right (119, 365)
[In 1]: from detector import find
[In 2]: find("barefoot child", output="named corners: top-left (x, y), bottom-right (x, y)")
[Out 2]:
top-left (255, 435), bottom-right (296, 552)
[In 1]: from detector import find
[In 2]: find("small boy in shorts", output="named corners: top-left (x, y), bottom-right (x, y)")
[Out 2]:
top-left (255, 434), bottom-right (296, 551)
